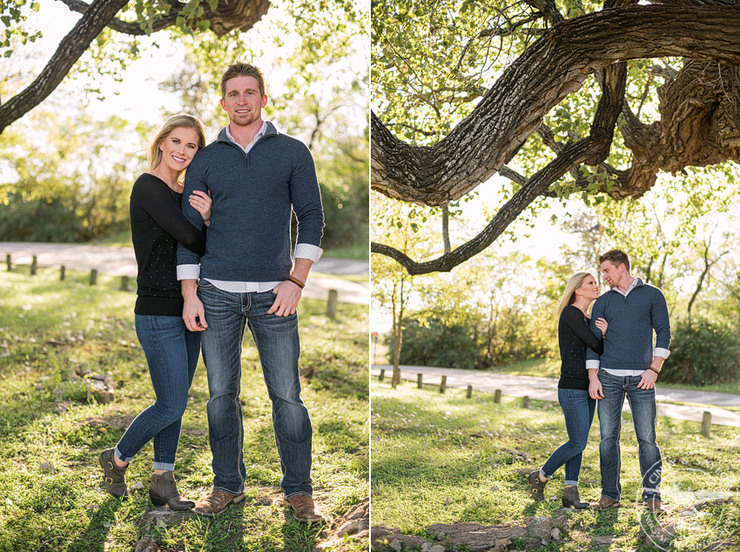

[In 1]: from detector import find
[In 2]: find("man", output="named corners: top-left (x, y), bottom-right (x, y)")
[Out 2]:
top-left (177, 62), bottom-right (325, 521)
top-left (587, 249), bottom-right (671, 513)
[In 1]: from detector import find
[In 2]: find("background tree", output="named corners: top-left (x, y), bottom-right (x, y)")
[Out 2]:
top-left (1, 0), bottom-right (368, 251)
top-left (0, 0), bottom-right (271, 133)
top-left (371, 0), bottom-right (740, 274)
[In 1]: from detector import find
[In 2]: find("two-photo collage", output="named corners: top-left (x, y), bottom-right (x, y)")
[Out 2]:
top-left (1, 0), bottom-right (740, 551)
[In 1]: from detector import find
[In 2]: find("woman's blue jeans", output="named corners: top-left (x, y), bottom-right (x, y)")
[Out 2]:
top-left (115, 315), bottom-right (200, 471)
top-left (541, 388), bottom-right (596, 486)
top-left (197, 283), bottom-right (313, 498)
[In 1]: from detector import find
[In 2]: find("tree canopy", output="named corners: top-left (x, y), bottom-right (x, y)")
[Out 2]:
top-left (371, 0), bottom-right (740, 274)
top-left (0, 0), bottom-right (270, 133)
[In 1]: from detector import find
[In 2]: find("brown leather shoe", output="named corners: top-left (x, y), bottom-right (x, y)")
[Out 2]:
top-left (645, 499), bottom-right (665, 513)
top-left (193, 489), bottom-right (245, 516)
top-left (286, 494), bottom-right (324, 523)
top-left (592, 495), bottom-right (620, 509)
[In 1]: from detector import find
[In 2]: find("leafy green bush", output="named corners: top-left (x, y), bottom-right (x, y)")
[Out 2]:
top-left (388, 316), bottom-right (486, 369)
top-left (663, 318), bottom-right (740, 385)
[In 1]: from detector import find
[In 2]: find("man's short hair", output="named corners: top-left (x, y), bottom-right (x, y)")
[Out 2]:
top-left (220, 62), bottom-right (265, 98)
top-left (599, 249), bottom-right (630, 272)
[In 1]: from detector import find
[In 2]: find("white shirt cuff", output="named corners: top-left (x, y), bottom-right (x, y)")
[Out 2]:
top-left (654, 347), bottom-right (670, 359)
top-left (294, 243), bottom-right (323, 262)
top-left (586, 360), bottom-right (600, 370)
top-left (177, 264), bottom-right (200, 281)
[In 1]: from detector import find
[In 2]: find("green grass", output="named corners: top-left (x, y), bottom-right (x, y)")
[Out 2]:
top-left (90, 230), bottom-right (132, 247)
top-left (372, 380), bottom-right (740, 551)
top-left (321, 245), bottom-right (368, 260)
top-left (0, 266), bottom-right (368, 552)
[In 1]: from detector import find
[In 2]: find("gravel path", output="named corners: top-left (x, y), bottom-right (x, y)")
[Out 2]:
top-left (371, 364), bottom-right (740, 427)
top-left (1, 242), bottom-right (368, 305)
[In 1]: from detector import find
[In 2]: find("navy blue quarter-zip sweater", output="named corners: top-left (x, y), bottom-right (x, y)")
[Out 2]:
top-left (177, 123), bottom-right (324, 282)
top-left (586, 279), bottom-right (671, 371)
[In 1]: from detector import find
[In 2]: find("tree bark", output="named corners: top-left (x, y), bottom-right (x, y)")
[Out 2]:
top-left (372, 5), bottom-right (740, 207)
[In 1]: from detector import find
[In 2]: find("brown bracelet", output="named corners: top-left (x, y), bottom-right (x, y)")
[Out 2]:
top-left (287, 275), bottom-right (305, 289)
top-left (648, 366), bottom-right (661, 375)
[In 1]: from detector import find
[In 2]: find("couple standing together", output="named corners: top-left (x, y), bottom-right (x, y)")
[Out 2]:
top-left (529, 249), bottom-right (671, 512)
top-left (98, 62), bottom-right (325, 522)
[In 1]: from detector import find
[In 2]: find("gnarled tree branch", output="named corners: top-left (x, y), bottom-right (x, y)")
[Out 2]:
top-left (372, 5), bottom-right (740, 207)
top-left (372, 63), bottom-right (628, 274)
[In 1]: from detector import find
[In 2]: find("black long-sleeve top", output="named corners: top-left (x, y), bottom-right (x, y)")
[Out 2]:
top-left (557, 305), bottom-right (604, 390)
top-left (130, 173), bottom-right (205, 316)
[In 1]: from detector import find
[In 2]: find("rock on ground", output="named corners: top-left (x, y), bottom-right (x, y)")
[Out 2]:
top-left (371, 515), bottom-right (571, 552)
top-left (313, 499), bottom-right (369, 552)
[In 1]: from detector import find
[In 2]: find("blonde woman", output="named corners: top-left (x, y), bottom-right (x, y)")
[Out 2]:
top-left (528, 273), bottom-right (607, 508)
top-left (99, 114), bottom-right (211, 510)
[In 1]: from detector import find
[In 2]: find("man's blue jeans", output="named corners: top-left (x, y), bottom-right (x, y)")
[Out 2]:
top-left (597, 370), bottom-right (662, 502)
top-left (541, 388), bottom-right (596, 486)
top-left (198, 283), bottom-right (313, 498)
top-left (116, 315), bottom-right (200, 471)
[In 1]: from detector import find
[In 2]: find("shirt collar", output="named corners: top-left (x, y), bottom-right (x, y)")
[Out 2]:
top-left (225, 120), bottom-right (269, 149)
top-left (609, 277), bottom-right (642, 297)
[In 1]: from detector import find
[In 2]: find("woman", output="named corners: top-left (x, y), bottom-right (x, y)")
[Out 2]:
top-left (99, 114), bottom-right (211, 510)
top-left (528, 272), bottom-right (607, 508)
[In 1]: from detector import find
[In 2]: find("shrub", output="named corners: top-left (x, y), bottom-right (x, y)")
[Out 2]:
top-left (388, 316), bottom-right (486, 369)
top-left (663, 318), bottom-right (740, 385)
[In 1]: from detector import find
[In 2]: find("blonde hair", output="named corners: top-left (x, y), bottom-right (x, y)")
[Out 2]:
top-left (556, 272), bottom-right (593, 317)
top-left (148, 114), bottom-right (207, 173)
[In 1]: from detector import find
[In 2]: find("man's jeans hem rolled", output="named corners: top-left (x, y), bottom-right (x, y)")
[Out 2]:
top-left (153, 461), bottom-right (176, 472)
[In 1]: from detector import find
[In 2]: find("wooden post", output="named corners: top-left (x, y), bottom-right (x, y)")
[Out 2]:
top-left (379, 369), bottom-right (385, 381)
top-left (89, 269), bottom-right (98, 286)
top-left (522, 396), bottom-right (530, 409)
top-left (494, 389), bottom-right (502, 403)
top-left (60, 265), bottom-right (65, 281)
top-left (326, 289), bottom-right (338, 318)
top-left (30, 255), bottom-right (37, 276)
top-left (6, 254), bottom-right (11, 271)
top-left (466, 385), bottom-right (473, 399)
top-left (120, 275), bottom-right (130, 291)
top-left (417, 373), bottom-right (423, 389)
top-left (701, 411), bottom-right (712, 437)
top-left (439, 375), bottom-right (447, 393)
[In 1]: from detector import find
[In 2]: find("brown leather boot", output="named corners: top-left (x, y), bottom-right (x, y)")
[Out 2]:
top-left (193, 489), bottom-right (245, 516)
top-left (562, 486), bottom-right (588, 509)
top-left (286, 494), bottom-right (325, 523)
top-left (149, 471), bottom-right (194, 511)
top-left (527, 470), bottom-right (547, 501)
top-left (99, 448), bottom-right (128, 498)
